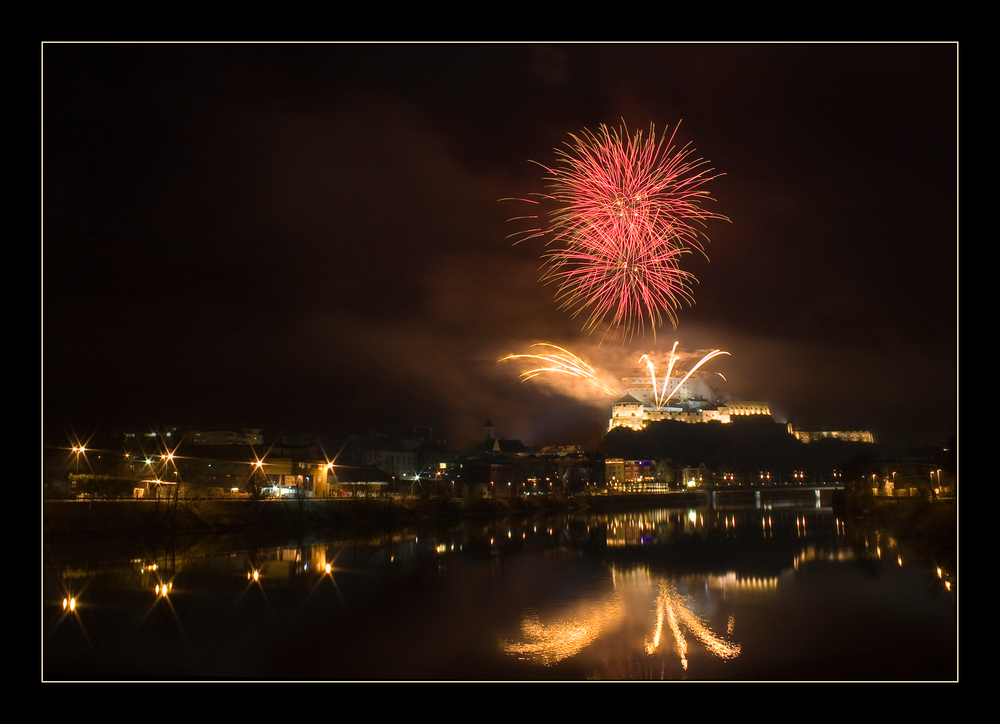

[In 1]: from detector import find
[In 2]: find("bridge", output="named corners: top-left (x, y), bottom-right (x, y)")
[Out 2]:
top-left (707, 485), bottom-right (844, 508)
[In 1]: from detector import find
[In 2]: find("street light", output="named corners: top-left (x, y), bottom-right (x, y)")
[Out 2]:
top-left (71, 445), bottom-right (86, 474)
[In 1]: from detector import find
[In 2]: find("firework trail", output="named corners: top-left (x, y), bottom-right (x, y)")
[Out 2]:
top-left (499, 343), bottom-right (620, 397)
top-left (500, 341), bottom-right (729, 407)
top-left (661, 349), bottom-right (730, 405)
top-left (639, 340), bottom-right (679, 408)
top-left (640, 345), bottom-right (731, 410)
top-left (506, 122), bottom-right (727, 342)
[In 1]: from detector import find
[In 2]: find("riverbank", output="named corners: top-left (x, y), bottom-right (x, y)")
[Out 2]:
top-left (43, 490), bottom-right (725, 541)
top-left (44, 491), bottom-right (956, 567)
top-left (869, 496), bottom-right (957, 570)
top-left (42, 495), bottom-right (589, 541)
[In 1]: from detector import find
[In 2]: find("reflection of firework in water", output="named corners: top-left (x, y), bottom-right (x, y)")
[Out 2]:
top-left (501, 595), bottom-right (626, 666)
top-left (500, 342), bottom-right (729, 405)
top-left (501, 565), bottom-right (739, 676)
top-left (506, 122), bottom-right (727, 341)
top-left (644, 579), bottom-right (741, 671)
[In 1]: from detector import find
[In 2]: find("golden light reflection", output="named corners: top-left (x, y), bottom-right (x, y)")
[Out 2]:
top-left (50, 582), bottom-right (91, 647)
top-left (643, 579), bottom-right (741, 670)
top-left (794, 546), bottom-right (855, 569)
top-left (501, 595), bottom-right (626, 666)
top-left (503, 564), bottom-right (746, 672)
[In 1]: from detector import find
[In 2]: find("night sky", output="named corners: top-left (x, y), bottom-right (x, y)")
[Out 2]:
top-left (42, 43), bottom-right (958, 450)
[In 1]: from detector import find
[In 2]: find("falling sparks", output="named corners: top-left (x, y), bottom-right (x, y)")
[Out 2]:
top-left (500, 341), bottom-right (729, 406)
top-left (640, 345), bottom-right (731, 409)
top-left (498, 343), bottom-right (620, 397)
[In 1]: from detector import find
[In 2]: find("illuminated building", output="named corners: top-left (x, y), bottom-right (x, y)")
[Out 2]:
top-left (608, 392), bottom-right (772, 431)
top-left (605, 458), bottom-right (661, 491)
top-left (186, 428), bottom-right (264, 445)
top-left (787, 425), bottom-right (874, 443)
top-left (608, 371), bottom-right (772, 432)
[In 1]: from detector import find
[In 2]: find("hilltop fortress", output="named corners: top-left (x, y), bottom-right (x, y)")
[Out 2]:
top-left (608, 374), bottom-right (770, 431)
top-left (608, 375), bottom-right (872, 443)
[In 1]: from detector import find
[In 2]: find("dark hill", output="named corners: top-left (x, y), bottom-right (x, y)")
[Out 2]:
top-left (600, 417), bottom-right (881, 475)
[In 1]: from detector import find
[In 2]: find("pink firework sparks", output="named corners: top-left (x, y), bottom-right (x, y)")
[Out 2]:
top-left (507, 122), bottom-right (727, 341)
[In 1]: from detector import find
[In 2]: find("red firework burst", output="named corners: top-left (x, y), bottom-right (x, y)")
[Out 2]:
top-left (508, 122), bottom-right (727, 341)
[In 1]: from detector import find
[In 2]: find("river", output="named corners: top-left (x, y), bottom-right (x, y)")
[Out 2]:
top-left (43, 497), bottom-right (957, 681)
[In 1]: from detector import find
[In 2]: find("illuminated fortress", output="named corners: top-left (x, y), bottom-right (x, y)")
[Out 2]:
top-left (608, 377), bottom-right (873, 443)
top-left (499, 342), bottom-right (870, 441)
top-left (608, 375), bottom-right (770, 431)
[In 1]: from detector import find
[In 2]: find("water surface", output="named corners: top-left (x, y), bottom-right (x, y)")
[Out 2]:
top-left (44, 501), bottom-right (957, 680)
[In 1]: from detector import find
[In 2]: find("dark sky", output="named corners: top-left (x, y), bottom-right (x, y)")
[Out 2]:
top-left (42, 43), bottom-right (958, 450)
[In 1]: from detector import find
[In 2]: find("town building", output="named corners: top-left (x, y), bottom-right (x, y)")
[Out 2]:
top-left (787, 425), bottom-right (874, 443)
